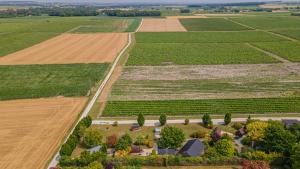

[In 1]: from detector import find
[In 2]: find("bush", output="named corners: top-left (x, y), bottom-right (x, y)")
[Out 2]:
top-left (137, 113), bottom-right (145, 127)
top-left (158, 126), bottom-right (185, 149)
top-left (113, 121), bottom-right (118, 127)
top-left (232, 122), bottom-right (243, 130)
top-left (60, 144), bottom-right (73, 156)
top-left (242, 159), bottom-right (270, 169)
top-left (83, 128), bottom-right (103, 148)
top-left (159, 114), bottom-right (167, 126)
top-left (202, 114), bottom-right (212, 128)
top-left (116, 134), bottom-right (132, 151)
top-left (106, 134), bottom-right (118, 148)
top-left (147, 140), bottom-right (154, 148)
top-left (224, 113), bottom-right (231, 125)
top-left (241, 136), bottom-right (251, 146)
top-left (134, 135), bottom-right (145, 145)
top-left (291, 143), bottom-right (300, 169)
top-left (214, 139), bottom-right (235, 157)
top-left (244, 150), bottom-right (282, 161)
top-left (190, 130), bottom-right (207, 138)
top-left (184, 118), bottom-right (189, 125)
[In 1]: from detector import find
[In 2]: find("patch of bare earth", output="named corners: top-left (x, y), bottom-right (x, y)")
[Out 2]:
top-left (0, 97), bottom-right (87, 169)
top-left (0, 33), bottom-right (128, 65)
top-left (138, 18), bottom-right (187, 32)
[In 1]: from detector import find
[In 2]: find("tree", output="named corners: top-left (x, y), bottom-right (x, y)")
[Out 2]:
top-left (247, 121), bottom-right (268, 146)
top-left (291, 143), bottom-right (300, 169)
top-left (214, 139), bottom-right (235, 157)
top-left (262, 121), bottom-right (296, 154)
top-left (159, 114), bottom-right (167, 126)
top-left (137, 113), bottom-right (145, 127)
top-left (202, 114), bottom-right (212, 128)
top-left (224, 112), bottom-right (232, 125)
top-left (84, 161), bottom-right (104, 169)
top-left (184, 118), bottom-right (189, 125)
top-left (115, 133), bottom-right (132, 151)
top-left (83, 128), bottom-right (103, 148)
top-left (158, 126), bottom-right (185, 149)
top-left (289, 123), bottom-right (300, 140)
top-left (60, 144), bottom-right (73, 156)
top-left (106, 134), bottom-right (117, 147)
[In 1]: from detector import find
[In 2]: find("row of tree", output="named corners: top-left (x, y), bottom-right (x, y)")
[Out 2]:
top-left (102, 10), bottom-right (161, 17)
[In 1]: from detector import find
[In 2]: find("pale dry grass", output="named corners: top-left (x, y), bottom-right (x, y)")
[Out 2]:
top-left (0, 33), bottom-right (128, 65)
top-left (0, 97), bottom-right (87, 169)
top-left (138, 18), bottom-right (186, 32)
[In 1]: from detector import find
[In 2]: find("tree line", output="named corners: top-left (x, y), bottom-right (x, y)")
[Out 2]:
top-left (102, 10), bottom-right (161, 17)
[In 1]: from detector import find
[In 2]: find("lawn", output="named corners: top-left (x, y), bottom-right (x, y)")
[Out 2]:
top-left (102, 97), bottom-right (300, 116)
top-left (135, 31), bottom-right (286, 43)
top-left (0, 64), bottom-right (108, 100)
top-left (252, 41), bottom-right (300, 62)
top-left (127, 43), bottom-right (278, 65)
top-left (230, 16), bottom-right (300, 30)
top-left (0, 16), bottom-right (139, 56)
top-left (179, 18), bottom-right (251, 31)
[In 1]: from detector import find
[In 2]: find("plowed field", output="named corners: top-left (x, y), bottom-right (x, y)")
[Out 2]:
top-left (0, 97), bottom-right (87, 169)
top-left (138, 18), bottom-right (186, 32)
top-left (0, 33), bottom-right (128, 65)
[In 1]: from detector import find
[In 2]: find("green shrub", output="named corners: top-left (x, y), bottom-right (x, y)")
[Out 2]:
top-left (158, 126), bottom-right (185, 149)
top-left (215, 139), bottom-right (235, 157)
top-left (83, 128), bottom-right (103, 148)
top-left (224, 113), bottom-right (232, 125)
top-left (184, 118), bottom-right (189, 125)
top-left (159, 114), bottom-right (167, 126)
top-left (202, 114), bottom-right (212, 128)
top-left (190, 130), bottom-right (207, 139)
top-left (116, 134), bottom-right (132, 151)
top-left (232, 122), bottom-right (244, 130)
top-left (241, 136), bottom-right (251, 146)
top-left (137, 113), bottom-right (145, 127)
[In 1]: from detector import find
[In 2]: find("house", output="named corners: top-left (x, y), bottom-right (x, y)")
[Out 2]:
top-left (282, 119), bottom-right (299, 127)
top-left (235, 127), bottom-right (247, 138)
top-left (87, 145), bottom-right (101, 154)
top-left (158, 148), bottom-right (177, 155)
top-left (178, 139), bottom-right (205, 157)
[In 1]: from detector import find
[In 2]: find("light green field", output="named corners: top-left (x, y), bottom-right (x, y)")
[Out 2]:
top-left (230, 16), bottom-right (300, 30)
top-left (127, 43), bottom-right (278, 65)
top-left (135, 31), bottom-right (286, 43)
top-left (180, 18), bottom-right (251, 31)
top-left (103, 97), bottom-right (300, 116)
top-left (0, 64), bottom-right (108, 100)
top-left (252, 41), bottom-right (300, 62)
top-left (0, 16), bottom-right (140, 57)
top-left (272, 29), bottom-right (300, 40)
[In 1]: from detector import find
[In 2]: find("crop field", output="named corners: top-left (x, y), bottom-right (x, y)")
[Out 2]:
top-left (252, 41), bottom-right (300, 62)
top-left (0, 64), bottom-right (108, 100)
top-left (109, 64), bottom-right (300, 101)
top-left (138, 18), bottom-right (186, 32)
top-left (272, 29), bottom-right (300, 40)
top-left (102, 97), bottom-right (300, 116)
top-left (135, 31), bottom-right (286, 43)
top-left (127, 43), bottom-right (278, 65)
top-left (229, 16), bottom-right (300, 30)
top-left (0, 16), bottom-right (139, 57)
top-left (179, 18), bottom-right (251, 31)
top-left (0, 33), bottom-right (128, 65)
top-left (0, 97), bottom-right (87, 169)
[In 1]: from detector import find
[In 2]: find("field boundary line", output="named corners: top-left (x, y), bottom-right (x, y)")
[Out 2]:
top-left (246, 43), bottom-right (291, 63)
top-left (225, 17), bottom-right (256, 30)
top-left (135, 18), bottom-right (143, 32)
top-left (263, 30), bottom-right (298, 42)
top-left (47, 33), bottom-right (133, 169)
top-left (65, 26), bottom-right (82, 33)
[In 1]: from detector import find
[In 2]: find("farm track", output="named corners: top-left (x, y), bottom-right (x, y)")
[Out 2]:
top-left (47, 33), bottom-right (132, 168)
top-left (245, 43), bottom-right (291, 63)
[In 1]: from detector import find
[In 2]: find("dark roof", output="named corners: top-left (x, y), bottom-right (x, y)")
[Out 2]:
top-left (158, 148), bottom-right (177, 155)
top-left (282, 119), bottom-right (299, 125)
top-left (178, 139), bottom-right (205, 157)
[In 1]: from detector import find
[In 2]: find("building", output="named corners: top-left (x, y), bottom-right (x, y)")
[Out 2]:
top-left (178, 139), bottom-right (205, 157)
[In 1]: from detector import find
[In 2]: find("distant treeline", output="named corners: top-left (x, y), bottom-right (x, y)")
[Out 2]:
top-left (188, 2), bottom-right (266, 8)
top-left (102, 10), bottom-right (161, 17)
top-left (0, 7), bottom-right (99, 18)
top-left (291, 13), bottom-right (300, 16)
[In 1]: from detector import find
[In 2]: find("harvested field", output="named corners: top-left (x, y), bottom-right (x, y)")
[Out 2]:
top-left (0, 97), bottom-right (87, 169)
top-left (109, 64), bottom-right (300, 101)
top-left (0, 33), bottom-right (128, 65)
top-left (138, 18), bottom-right (186, 32)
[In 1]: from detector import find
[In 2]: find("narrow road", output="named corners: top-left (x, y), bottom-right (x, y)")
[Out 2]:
top-left (47, 33), bottom-right (133, 169)
top-left (92, 117), bottom-right (300, 126)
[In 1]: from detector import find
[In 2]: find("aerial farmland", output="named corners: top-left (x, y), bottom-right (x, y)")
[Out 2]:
top-left (0, 2), bottom-right (300, 169)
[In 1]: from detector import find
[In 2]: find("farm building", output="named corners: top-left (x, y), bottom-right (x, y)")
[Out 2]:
top-left (178, 139), bottom-right (205, 157)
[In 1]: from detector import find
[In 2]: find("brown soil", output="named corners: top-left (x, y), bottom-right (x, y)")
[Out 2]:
top-left (138, 18), bottom-right (186, 32)
top-left (0, 97), bottom-right (87, 169)
top-left (0, 33), bottom-right (128, 65)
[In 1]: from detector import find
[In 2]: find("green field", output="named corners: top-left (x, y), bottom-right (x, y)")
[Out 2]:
top-left (127, 43), bottom-right (278, 65)
top-left (180, 18), bottom-right (251, 31)
top-left (103, 97), bottom-right (300, 116)
top-left (230, 16), bottom-right (300, 30)
top-left (0, 16), bottom-right (140, 57)
top-left (272, 29), bottom-right (300, 40)
top-left (0, 64), bottom-right (108, 100)
top-left (252, 41), bottom-right (300, 62)
top-left (135, 31), bottom-right (286, 43)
